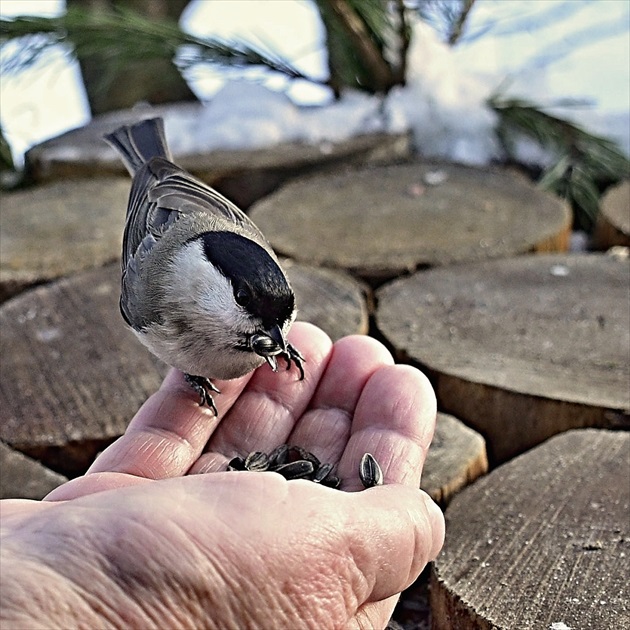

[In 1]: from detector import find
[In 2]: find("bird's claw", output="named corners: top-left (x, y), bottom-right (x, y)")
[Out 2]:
top-left (285, 343), bottom-right (305, 380)
top-left (264, 343), bottom-right (305, 380)
top-left (184, 373), bottom-right (220, 415)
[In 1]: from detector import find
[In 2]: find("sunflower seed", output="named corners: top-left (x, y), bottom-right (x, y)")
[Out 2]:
top-left (227, 456), bottom-right (246, 471)
top-left (313, 462), bottom-right (334, 483)
top-left (288, 445), bottom-right (321, 468)
top-left (320, 474), bottom-right (341, 489)
top-left (268, 444), bottom-right (290, 467)
top-left (274, 459), bottom-right (315, 480)
top-left (227, 446), bottom-right (381, 492)
top-left (244, 451), bottom-right (270, 471)
top-left (359, 453), bottom-right (383, 488)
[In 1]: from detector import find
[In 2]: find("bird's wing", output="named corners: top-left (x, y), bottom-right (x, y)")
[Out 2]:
top-left (122, 157), bottom-right (265, 273)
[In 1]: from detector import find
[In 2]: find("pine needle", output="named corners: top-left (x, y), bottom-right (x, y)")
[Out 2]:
top-left (491, 97), bottom-right (630, 231)
top-left (0, 7), bottom-right (319, 84)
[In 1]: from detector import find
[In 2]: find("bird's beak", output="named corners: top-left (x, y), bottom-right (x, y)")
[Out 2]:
top-left (267, 324), bottom-right (287, 353)
top-left (249, 324), bottom-right (288, 372)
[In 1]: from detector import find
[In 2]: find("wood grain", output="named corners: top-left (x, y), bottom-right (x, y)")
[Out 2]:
top-left (0, 264), bottom-right (168, 475)
top-left (376, 253), bottom-right (630, 462)
top-left (249, 162), bottom-right (571, 280)
top-left (0, 177), bottom-right (129, 301)
top-left (431, 429), bottom-right (630, 630)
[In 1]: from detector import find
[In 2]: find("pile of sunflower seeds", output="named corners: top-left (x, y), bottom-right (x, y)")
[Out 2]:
top-left (227, 445), bottom-right (383, 489)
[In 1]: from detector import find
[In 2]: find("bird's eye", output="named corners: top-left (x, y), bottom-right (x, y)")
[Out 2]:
top-left (235, 287), bottom-right (251, 307)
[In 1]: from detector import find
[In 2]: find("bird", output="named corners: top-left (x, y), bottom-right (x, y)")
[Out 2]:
top-left (104, 117), bottom-right (303, 415)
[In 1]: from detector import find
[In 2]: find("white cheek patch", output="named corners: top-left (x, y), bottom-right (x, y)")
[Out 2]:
top-left (165, 240), bottom-right (258, 341)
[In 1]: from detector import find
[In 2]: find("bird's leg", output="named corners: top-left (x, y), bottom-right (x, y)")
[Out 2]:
top-left (184, 373), bottom-right (221, 415)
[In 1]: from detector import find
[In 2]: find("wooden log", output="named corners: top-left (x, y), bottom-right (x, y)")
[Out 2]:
top-left (390, 411), bottom-right (489, 629)
top-left (0, 264), bottom-right (168, 476)
top-left (283, 260), bottom-right (369, 340)
top-left (0, 262), bottom-right (368, 476)
top-left (430, 429), bottom-right (630, 630)
top-left (25, 103), bottom-right (411, 209)
top-left (422, 413), bottom-right (488, 507)
top-left (376, 254), bottom-right (630, 462)
top-left (0, 441), bottom-right (68, 500)
top-left (0, 177), bottom-right (128, 302)
top-left (593, 180), bottom-right (630, 249)
top-left (249, 162), bottom-right (571, 281)
top-left (393, 410), bottom-right (489, 630)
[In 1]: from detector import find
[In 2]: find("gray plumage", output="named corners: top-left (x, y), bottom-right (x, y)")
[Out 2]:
top-left (105, 118), bottom-right (277, 331)
top-left (104, 118), bottom-right (303, 395)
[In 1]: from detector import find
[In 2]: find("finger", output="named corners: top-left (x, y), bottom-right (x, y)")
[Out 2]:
top-left (353, 596), bottom-right (400, 630)
top-left (45, 472), bottom-right (154, 501)
top-left (346, 485), bottom-right (445, 605)
top-left (286, 335), bottom-right (395, 465)
top-left (338, 364), bottom-right (437, 491)
top-left (189, 322), bottom-right (333, 473)
top-left (88, 369), bottom-right (252, 478)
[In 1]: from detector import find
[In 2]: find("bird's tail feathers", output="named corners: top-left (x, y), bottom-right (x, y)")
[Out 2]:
top-left (104, 117), bottom-right (171, 175)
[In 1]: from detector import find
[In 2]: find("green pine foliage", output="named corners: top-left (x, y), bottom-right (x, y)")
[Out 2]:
top-left (0, 7), bottom-right (314, 85)
top-left (491, 97), bottom-right (630, 231)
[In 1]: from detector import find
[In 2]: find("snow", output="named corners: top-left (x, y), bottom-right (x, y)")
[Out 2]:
top-left (386, 20), bottom-right (502, 165)
top-left (0, 0), bottom-right (628, 166)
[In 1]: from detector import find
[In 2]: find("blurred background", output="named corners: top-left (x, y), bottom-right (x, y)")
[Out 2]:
top-left (1, 0), bottom-right (629, 231)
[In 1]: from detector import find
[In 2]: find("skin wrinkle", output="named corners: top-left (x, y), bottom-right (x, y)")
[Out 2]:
top-left (3, 510), bottom-right (135, 629)
top-left (288, 406), bottom-right (353, 462)
top-left (355, 426), bottom-right (426, 487)
top-left (181, 476), bottom-right (307, 630)
top-left (92, 504), bottom-right (221, 628)
top-left (216, 390), bottom-right (292, 453)
top-left (278, 520), bottom-right (363, 629)
top-left (142, 426), bottom-right (198, 474)
top-left (135, 380), bottom-right (218, 439)
top-left (0, 551), bottom-right (86, 628)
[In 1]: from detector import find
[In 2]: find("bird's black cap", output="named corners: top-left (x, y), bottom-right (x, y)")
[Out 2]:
top-left (200, 231), bottom-right (294, 329)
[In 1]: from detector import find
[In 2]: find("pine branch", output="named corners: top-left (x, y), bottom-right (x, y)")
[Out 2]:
top-left (392, 0), bottom-right (411, 85)
top-left (491, 96), bottom-right (630, 231)
top-left (318, 0), bottom-right (394, 93)
top-left (448, 0), bottom-right (476, 45)
top-left (314, 0), bottom-right (408, 95)
top-left (0, 7), bottom-right (323, 86)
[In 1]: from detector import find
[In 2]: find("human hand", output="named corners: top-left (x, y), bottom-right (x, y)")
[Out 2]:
top-left (0, 322), bottom-right (444, 629)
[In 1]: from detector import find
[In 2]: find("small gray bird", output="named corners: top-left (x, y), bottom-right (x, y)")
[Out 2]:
top-left (104, 117), bottom-right (303, 414)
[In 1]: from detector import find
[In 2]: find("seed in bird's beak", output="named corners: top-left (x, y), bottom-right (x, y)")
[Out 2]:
top-left (250, 324), bottom-right (287, 359)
